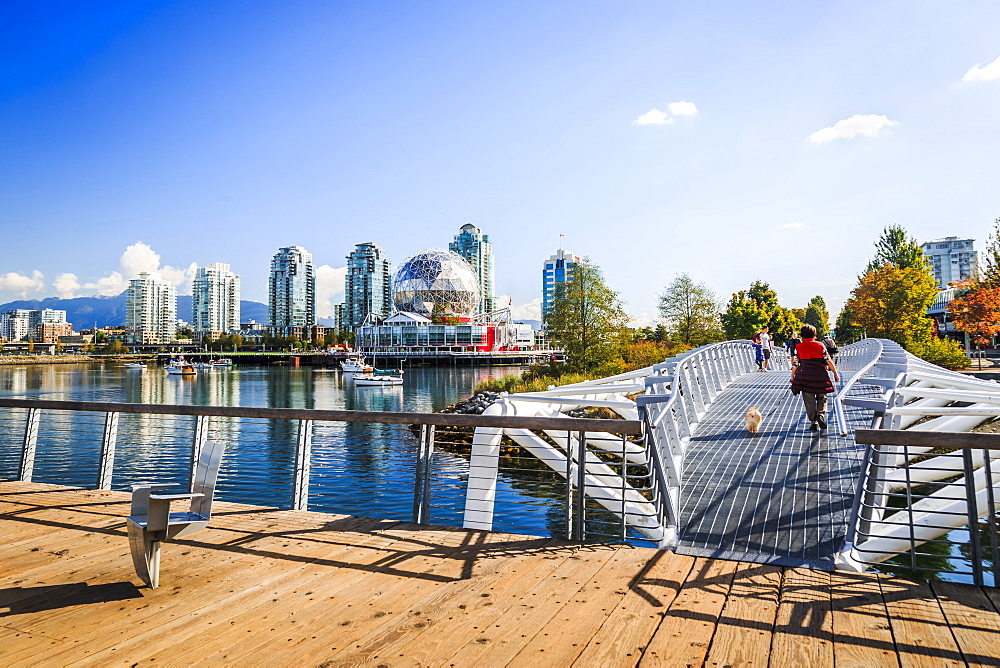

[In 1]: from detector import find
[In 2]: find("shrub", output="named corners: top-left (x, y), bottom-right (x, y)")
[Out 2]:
top-left (908, 337), bottom-right (969, 370)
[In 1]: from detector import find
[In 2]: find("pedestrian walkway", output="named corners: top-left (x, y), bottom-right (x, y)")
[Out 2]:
top-left (677, 363), bottom-right (879, 569)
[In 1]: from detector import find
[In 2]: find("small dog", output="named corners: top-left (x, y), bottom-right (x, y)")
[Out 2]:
top-left (745, 407), bottom-right (762, 435)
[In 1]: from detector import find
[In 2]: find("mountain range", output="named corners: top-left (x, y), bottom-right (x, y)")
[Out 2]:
top-left (0, 293), bottom-right (270, 329)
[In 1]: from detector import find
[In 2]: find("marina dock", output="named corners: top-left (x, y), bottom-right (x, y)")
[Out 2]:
top-left (3, 481), bottom-right (998, 666)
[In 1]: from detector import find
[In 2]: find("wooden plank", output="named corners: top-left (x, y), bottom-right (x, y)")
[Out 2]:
top-left (0, 397), bottom-right (641, 434)
top-left (769, 568), bottom-right (833, 667)
top-left (505, 547), bottom-right (657, 666)
top-left (829, 571), bottom-right (899, 668)
top-left (638, 557), bottom-right (738, 667)
top-left (856, 429), bottom-right (1000, 450)
top-left (247, 532), bottom-right (568, 666)
top-left (573, 551), bottom-right (695, 666)
top-left (38, 519), bottom-right (426, 665)
top-left (437, 547), bottom-right (616, 667)
top-left (5, 512), bottom-right (403, 664)
top-left (179, 526), bottom-right (522, 664)
top-left (703, 562), bottom-right (781, 668)
top-left (879, 574), bottom-right (963, 667)
top-left (931, 580), bottom-right (1000, 667)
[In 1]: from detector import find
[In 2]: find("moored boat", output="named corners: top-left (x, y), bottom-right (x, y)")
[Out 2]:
top-left (341, 353), bottom-right (372, 373)
top-left (124, 362), bottom-right (147, 370)
top-left (353, 373), bottom-right (403, 386)
top-left (166, 361), bottom-right (197, 376)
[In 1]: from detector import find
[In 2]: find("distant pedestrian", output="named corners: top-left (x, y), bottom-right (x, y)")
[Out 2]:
top-left (753, 326), bottom-right (774, 371)
top-left (822, 334), bottom-right (839, 358)
top-left (786, 331), bottom-right (802, 365)
top-left (790, 324), bottom-right (840, 431)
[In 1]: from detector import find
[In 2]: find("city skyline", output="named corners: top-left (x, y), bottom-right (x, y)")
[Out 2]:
top-left (1, 2), bottom-right (999, 324)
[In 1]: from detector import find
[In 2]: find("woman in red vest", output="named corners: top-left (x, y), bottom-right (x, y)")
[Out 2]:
top-left (790, 324), bottom-right (840, 430)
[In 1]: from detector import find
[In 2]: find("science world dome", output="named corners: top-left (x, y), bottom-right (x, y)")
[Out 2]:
top-left (392, 249), bottom-right (480, 317)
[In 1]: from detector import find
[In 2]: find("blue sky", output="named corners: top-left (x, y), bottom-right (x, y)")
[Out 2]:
top-left (2, 1), bottom-right (999, 324)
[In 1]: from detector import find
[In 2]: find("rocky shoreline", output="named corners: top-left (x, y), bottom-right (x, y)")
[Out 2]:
top-left (0, 355), bottom-right (99, 365)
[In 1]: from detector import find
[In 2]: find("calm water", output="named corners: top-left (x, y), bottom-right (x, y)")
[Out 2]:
top-left (0, 362), bottom-right (567, 536)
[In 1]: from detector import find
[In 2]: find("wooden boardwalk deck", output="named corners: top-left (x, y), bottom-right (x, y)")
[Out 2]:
top-left (678, 364), bottom-right (881, 569)
top-left (2, 482), bottom-right (1000, 666)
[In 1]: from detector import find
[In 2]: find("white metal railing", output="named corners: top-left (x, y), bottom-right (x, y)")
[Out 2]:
top-left (841, 348), bottom-right (1000, 583)
top-left (461, 340), bottom-right (760, 547)
top-left (831, 338), bottom-right (891, 436)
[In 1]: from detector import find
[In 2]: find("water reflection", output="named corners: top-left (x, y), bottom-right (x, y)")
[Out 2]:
top-left (0, 363), bottom-right (528, 524)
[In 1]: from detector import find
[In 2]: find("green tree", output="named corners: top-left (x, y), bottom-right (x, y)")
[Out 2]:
top-left (544, 261), bottom-right (630, 371)
top-left (806, 296), bottom-right (830, 334)
top-left (835, 305), bottom-right (865, 343)
top-left (101, 340), bottom-right (126, 354)
top-left (979, 217), bottom-right (1000, 289)
top-left (865, 225), bottom-right (930, 274)
top-left (721, 291), bottom-right (770, 340)
top-left (721, 280), bottom-right (802, 343)
top-left (658, 274), bottom-right (723, 346)
top-left (846, 264), bottom-right (938, 346)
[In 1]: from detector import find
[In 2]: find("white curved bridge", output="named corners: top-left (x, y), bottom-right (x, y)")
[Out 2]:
top-left (462, 339), bottom-right (1000, 574)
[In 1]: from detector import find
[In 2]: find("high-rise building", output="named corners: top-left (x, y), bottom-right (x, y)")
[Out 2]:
top-left (1, 309), bottom-right (72, 343)
top-left (126, 272), bottom-right (177, 344)
top-left (921, 237), bottom-right (978, 289)
top-left (344, 242), bottom-right (392, 330)
top-left (542, 248), bottom-right (580, 321)
top-left (449, 223), bottom-right (495, 313)
top-left (1, 309), bottom-right (33, 342)
top-left (192, 262), bottom-right (241, 337)
top-left (269, 246), bottom-right (316, 334)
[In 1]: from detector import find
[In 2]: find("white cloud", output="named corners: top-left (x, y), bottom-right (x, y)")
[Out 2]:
top-left (667, 101), bottom-right (699, 116)
top-left (628, 312), bottom-right (658, 328)
top-left (502, 296), bottom-right (541, 321)
top-left (808, 114), bottom-right (899, 143)
top-left (632, 100), bottom-right (699, 127)
top-left (67, 242), bottom-right (198, 297)
top-left (315, 265), bottom-right (347, 318)
top-left (963, 55), bottom-right (1000, 83)
top-left (775, 221), bottom-right (805, 230)
top-left (87, 272), bottom-right (127, 297)
top-left (53, 273), bottom-right (81, 298)
top-left (632, 109), bottom-right (672, 126)
top-left (0, 270), bottom-right (45, 298)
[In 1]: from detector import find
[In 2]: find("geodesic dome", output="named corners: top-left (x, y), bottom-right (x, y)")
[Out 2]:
top-left (393, 249), bottom-right (480, 317)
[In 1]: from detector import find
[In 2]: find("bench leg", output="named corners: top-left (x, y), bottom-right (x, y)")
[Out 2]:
top-left (128, 522), bottom-right (161, 589)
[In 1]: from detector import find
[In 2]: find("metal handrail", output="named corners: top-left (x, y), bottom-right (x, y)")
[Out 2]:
top-left (0, 397), bottom-right (641, 434)
top-left (637, 339), bottom-right (756, 544)
top-left (832, 339), bottom-right (886, 437)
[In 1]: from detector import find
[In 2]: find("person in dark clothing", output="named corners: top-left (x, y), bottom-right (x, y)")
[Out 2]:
top-left (786, 332), bottom-right (802, 365)
top-left (790, 324), bottom-right (840, 430)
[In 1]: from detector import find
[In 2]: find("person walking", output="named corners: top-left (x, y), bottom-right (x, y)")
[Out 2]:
top-left (790, 324), bottom-right (840, 430)
top-left (786, 331), bottom-right (802, 366)
top-left (754, 325), bottom-right (774, 371)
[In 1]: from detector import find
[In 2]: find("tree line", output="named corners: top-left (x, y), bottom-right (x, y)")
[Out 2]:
top-left (544, 218), bottom-right (1000, 374)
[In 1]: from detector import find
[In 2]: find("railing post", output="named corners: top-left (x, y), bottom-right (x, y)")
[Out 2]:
top-left (565, 430), bottom-right (573, 540)
top-left (18, 408), bottom-right (40, 482)
top-left (188, 415), bottom-right (209, 493)
top-left (97, 411), bottom-right (119, 490)
top-left (962, 449), bottom-right (984, 586)
top-left (412, 424), bottom-right (435, 524)
top-left (574, 430), bottom-right (587, 542)
top-left (292, 419), bottom-right (313, 511)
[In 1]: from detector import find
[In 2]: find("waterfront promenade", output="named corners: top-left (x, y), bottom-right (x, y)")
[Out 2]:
top-left (3, 482), bottom-right (999, 666)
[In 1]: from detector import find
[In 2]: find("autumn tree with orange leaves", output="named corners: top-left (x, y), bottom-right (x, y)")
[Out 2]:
top-left (948, 281), bottom-right (1000, 344)
top-left (845, 263), bottom-right (938, 346)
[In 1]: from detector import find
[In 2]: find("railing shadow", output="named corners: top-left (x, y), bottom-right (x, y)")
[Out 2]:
top-left (0, 582), bottom-right (143, 616)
